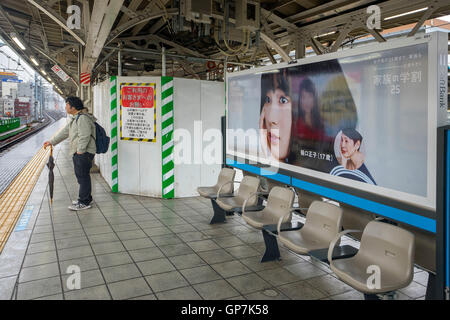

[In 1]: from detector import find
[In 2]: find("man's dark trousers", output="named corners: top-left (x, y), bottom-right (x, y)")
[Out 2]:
top-left (73, 152), bottom-right (95, 205)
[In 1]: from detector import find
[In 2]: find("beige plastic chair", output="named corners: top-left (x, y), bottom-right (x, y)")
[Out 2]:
top-left (398, 224), bottom-right (435, 299)
top-left (242, 186), bottom-right (295, 229)
top-left (197, 168), bottom-right (235, 198)
top-left (277, 201), bottom-right (343, 254)
top-left (295, 188), bottom-right (323, 215)
top-left (399, 223), bottom-right (435, 274)
top-left (340, 204), bottom-right (375, 241)
top-left (328, 221), bottom-right (415, 295)
top-left (215, 176), bottom-right (261, 211)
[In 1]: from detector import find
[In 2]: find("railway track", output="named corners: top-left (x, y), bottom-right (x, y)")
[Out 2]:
top-left (0, 111), bottom-right (64, 152)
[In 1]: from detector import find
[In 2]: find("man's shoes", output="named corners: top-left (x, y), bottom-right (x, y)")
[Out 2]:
top-left (71, 200), bottom-right (93, 206)
top-left (68, 203), bottom-right (92, 211)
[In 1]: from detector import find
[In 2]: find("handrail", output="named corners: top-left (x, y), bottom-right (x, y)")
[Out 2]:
top-left (242, 191), bottom-right (269, 216)
top-left (277, 212), bottom-right (292, 235)
top-left (327, 229), bottom-right (362, 265)
top-left (216, 180), bottom-right (240, 200)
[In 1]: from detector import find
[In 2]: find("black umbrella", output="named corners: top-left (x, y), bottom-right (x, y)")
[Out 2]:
top-left (47, 145), bottom-right (55, 205)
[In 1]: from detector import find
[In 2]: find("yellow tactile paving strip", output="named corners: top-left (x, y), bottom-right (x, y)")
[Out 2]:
top-left (0, 147), bottom-right (50, 253)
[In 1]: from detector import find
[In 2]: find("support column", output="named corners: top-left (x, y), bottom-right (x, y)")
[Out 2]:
top-left (224, 57), bottom-right (227, 82)
top-left (118, 48), bottom-right (122, 76)
top-left (162, 46), bottom-right (166, 76)
top-left (161, 76), bottom-right (174, 198)
top-left (294, 38), bottom-right (305, 59)
top-left (110, 76), bottom-right (118, 193)
top-left (34, 73), bottom-right (38, 121)
top-left (78, 44), bottom-right (83, 99)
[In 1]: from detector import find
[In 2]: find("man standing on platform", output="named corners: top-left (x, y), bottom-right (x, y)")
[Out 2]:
top-left (44, 96), bottom-right (96, 211)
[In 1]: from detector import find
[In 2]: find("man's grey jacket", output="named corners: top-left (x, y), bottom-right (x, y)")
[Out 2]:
top-left (50, 108), bottom-right (96, 155)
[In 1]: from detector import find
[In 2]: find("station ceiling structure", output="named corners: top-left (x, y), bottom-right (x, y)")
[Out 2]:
top-left (0, 0), bottom-right (449, 96)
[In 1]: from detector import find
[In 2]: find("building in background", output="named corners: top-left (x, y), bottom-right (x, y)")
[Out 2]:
top-left (0, 72), bottom-right (21, 98)
top-left (14, 97), bottom-right (30, 117)
top-left (3, 98), bottom-right (14, 117)
top-left (18, 81), bottom-right (33, 97)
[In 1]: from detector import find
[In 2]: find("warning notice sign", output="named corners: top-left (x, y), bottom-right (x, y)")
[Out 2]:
top-left (120, 83), bottom-right (156, 142)
top-left (51, 64), bottom-right (70, 82)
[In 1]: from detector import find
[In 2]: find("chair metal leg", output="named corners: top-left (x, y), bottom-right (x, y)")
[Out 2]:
top-left (364, 291), bottom-right (397, 300)
top-left (425, 272), bottom-right (437, 300)
top-left (363, 293), bottom-right (380, 300)
top-left (380, 291), bottom-right (397, 300)
top-left (261, 229), bottom-right (281, 262)
top-left (210, 199), bottom-right (226, 224)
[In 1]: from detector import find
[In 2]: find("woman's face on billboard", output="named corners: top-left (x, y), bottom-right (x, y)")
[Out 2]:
top-left (300, 89), bottom-right (314, 114)
top-left (340, 133), bottom-right (360, 159)
top-left (262, 88), bottom-right (292, 160)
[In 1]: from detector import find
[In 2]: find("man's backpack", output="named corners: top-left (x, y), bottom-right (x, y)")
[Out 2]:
top-left (76, 114), bottom-right (110, 154)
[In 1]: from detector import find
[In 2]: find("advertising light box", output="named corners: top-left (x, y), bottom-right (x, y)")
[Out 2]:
top-left (226, 32), bottom-right (448, 214)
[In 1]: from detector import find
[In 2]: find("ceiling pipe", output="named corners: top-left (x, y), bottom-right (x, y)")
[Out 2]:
top-left (102, 46), bottom-right (254, 67)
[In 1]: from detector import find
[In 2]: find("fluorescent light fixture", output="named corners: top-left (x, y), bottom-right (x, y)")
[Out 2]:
top-left (10, 33), bottom-right (26, 50)
top-left (30, 57), bottom-right (39, 66)
top-left (315, 31), bottom-right (336, 38)
top-left (255, 69), bottom-right (280, 75)
top-left (384, 7), bottom-right (428, 20)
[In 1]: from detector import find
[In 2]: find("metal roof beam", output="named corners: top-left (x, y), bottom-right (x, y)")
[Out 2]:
top-left (0, 5), bottom-right (43, 68)
top-left (32, 45), bottom-right (79, 87)
top-left (131, 0), bottom-right (170, 36)
top-left (261, 15), bottom-right (292, 62)
top-left (92, 48), bottom-right (117, 72)
top-left (260, 32), bottom-right (291, 62)
top-left (408, 5), bottom-right (438, 37)
top-left (51, 44), bottom-right (78, 57)
top-left (81, 0), bottom-right (90, 42)
top-left (366, 26), bottom-right (386, 42)
top-left (112, 35), bottom-right (207, 59)
top-left (29, 6), bottom-right (49, 52)
top-left (106, 8), bottom-right (178, 46)
top-left (264, 45), bottom-right (277, 64)
top-left (329, 20), bottom-right (356, 52)
top-left (310, 36), bottom-right (328, 54)
top-left (261, 8), bottom-right (300, 34)
top-left (294, 0), bottom-right (322, 8)
top-left (82, 0), bottom-right (124, 73)
top-left (26, 0), bottom-right (86, 46)
top-left (287, 0), bottom-right (370, 23)
top-left (82, 0), bottom-right (108, 72)
top-left (148, 18), bottom-right (167, 34)
top-left (117, 0), bottom-right (144, 26)
top-left (269, 0), bottom-right (450, 48)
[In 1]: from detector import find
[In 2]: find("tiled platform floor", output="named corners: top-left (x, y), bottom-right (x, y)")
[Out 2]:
top-left (0, 141), bottom-right (430, 300)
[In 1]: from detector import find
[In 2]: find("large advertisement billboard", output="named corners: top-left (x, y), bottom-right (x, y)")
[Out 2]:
top-left (227, 36), bottom-right (445, 211)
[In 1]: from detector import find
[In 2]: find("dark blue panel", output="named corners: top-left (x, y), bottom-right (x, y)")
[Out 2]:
top-left (291, 177), bottom-right (436, 233)
top-left (226, 157), bottom-right (436, 232)
top-left (226, 158), bottom-right (291, 185)
top-left (446, 130), bottom-right (449, 287)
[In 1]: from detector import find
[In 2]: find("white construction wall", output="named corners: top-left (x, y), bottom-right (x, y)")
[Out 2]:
top-left (116, 76), bottom-right (163, 197)
top-left (93, 79), bottom-right (112, 188)
top-left (93, 76), bottom-right (224, 198)
top-left (173, 79), bottom-right (224, 197)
